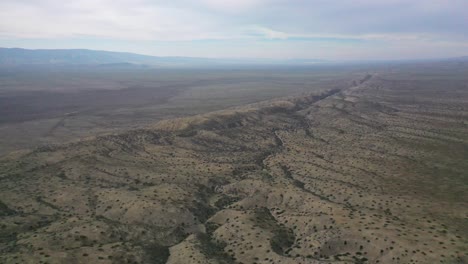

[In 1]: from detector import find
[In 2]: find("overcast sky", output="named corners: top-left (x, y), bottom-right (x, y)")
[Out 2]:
top-left (0, 0), bottom-right (467, 60)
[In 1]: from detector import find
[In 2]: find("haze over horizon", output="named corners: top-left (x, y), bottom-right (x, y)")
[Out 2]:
top-left (0, 0), bottom-right (467, 60)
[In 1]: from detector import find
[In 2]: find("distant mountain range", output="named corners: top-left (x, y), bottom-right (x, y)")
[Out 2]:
top-left (2, 48), bottom-right (466, 68)
top-left (0, 48), bottom-right (326, 68)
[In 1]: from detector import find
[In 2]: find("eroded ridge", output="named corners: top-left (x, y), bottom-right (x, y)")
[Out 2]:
top-left (0, 74), bottom-right (467, 264)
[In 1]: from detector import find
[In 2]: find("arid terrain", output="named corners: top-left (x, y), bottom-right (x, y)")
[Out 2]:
top-left (0, 66), bottom-right (358, 155)
top-left (0, 61), bottom-right (467, 264)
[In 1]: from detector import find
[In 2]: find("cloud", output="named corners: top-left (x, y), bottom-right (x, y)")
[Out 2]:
top-left (198, 0), bottom-right (267, 12)
top-left (0, 0), bottom-right (224, 40)
top-left (0, 0), bottom-right (467, 59)
top-left (1, 0), bottom-right (466, 40)
top-left (244, 26), bottom-right (288, 39)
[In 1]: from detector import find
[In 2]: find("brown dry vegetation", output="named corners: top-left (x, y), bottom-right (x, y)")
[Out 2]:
top-left (0, 66), bottom-right (467, 264)
top-left (0, 67), bottom-right (356, 155)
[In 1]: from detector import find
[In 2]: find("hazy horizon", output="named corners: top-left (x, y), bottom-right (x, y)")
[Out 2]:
top-left (1, 0), bottom-right (467, 60)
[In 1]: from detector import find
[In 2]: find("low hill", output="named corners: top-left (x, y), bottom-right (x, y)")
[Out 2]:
top-left (0, 48), bottom-right (213, 67)
top-left (0, 48), bottom-right (325, 67)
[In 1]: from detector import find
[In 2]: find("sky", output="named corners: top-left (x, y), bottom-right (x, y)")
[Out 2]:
top-left (0, 0), bottom-right (467, 60)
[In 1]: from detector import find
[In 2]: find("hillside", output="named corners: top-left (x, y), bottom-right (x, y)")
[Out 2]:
top-left (0, 72), bottom-right (467, 264)
top-left (0, 48), bottom-right (325, 67)
top-left (0, 48), bottom-right (213, 67)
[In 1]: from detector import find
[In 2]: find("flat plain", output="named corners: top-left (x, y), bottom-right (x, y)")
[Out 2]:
top-left (0, 61), bottom-right (467, 264)
top-left (0, 65), bottom-right (359, 155)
